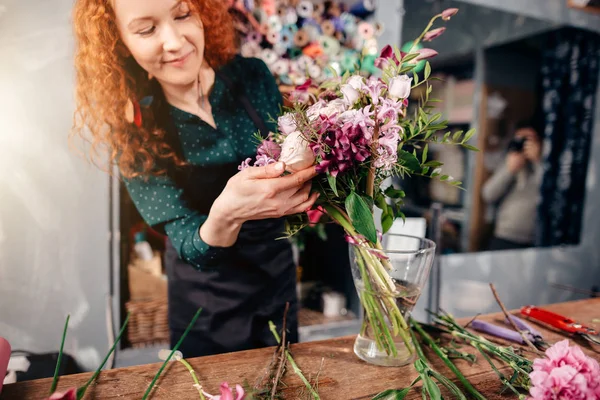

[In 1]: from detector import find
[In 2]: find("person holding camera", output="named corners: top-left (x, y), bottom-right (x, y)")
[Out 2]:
top-left (482, 124), bottom-right (543, 251)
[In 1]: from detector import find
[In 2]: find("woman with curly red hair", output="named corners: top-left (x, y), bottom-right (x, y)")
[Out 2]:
top-left (72, 0), bottom-right (318, 356)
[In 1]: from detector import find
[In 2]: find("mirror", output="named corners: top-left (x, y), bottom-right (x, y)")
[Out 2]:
top-left (395, 0), bottom-right (600, 254)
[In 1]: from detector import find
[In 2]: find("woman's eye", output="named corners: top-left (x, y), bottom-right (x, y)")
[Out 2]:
top-left (175, 12), bottom-right (191, 20)
top-left (137, 26), bottom-right (156, 36)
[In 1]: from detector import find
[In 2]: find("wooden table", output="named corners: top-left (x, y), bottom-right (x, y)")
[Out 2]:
top-left (3, 299), bottom-right (599, 399)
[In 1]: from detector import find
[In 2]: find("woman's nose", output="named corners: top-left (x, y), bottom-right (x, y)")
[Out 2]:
top-left (161, 23), bottom-right (184, 52)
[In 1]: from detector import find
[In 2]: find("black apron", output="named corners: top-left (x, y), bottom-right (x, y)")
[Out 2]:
top-left (163, 72), bottom-right (298, 357)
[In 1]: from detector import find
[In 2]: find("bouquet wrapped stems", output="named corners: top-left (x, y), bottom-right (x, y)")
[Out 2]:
top-left (324, 204), bottom-right (413, 357)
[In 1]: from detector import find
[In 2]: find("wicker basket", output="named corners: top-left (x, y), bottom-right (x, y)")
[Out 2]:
top-left (125, 298), bottom-right (169, 348)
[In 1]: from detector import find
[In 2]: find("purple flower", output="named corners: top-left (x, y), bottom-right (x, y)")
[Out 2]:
top-left (424, 27), bottom-right (446, 42)
top-left (310, 108), bottom-right (373, 177)
top-left (364, 77), bottom-right (386, 105)
top-left (238, 157), bottom-right (252, 171)
top-left (257, 140), bottom-right (281, 160)
top-left (374, 45), bottom-right (405, 70)
top-left (441, 8), bottom-right (459, 20)
top-left (374, 127), bottom-right (400, 170)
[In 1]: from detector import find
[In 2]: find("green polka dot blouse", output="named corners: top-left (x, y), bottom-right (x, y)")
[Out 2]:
top-left (123, 56), bottom-right (282, 270)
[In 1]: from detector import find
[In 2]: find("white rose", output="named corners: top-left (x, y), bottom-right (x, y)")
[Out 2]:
top-left (319, 99), bottom-right (347, 118)
top-left (340, 83), bottom-right (360, 106)
top-left (279, 131), bottom-right (316, 173)
top-left (347, 75), bottom-right (365, 91)
top-left (277, 113), bottom-right (297, 135)
top-left (388, 75), bottom-right (412, 100)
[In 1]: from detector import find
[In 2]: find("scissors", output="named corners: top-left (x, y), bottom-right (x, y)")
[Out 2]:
top-left (520, 305), bottom-right (600, 346)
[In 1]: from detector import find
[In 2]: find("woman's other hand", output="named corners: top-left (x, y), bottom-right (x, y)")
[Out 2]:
top-left (200, 162), bottom-right (319, 247)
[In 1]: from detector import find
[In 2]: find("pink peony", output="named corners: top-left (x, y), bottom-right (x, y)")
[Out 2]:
top-left (528, 340), bottom-right (600, 400)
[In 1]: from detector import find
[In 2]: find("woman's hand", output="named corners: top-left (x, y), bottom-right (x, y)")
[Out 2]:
top-left (523, 138), bottom-right (542, 164)
top-left (506, 151), bottom-right (526, 174)
top-left (200, 162), bottom-right (319, 247)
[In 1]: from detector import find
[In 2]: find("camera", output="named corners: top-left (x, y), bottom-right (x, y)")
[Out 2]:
top-left (507, 137), bottom-right (526, 152)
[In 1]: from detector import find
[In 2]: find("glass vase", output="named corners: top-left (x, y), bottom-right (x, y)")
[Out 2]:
top-left (349, 234), bottom-right (436, 367)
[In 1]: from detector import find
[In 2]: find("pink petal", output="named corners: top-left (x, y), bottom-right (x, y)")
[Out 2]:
top-left (219, 382), bottom-right (234, 400)
top-left (235, 384), bottom-right (246, 400)
top-left (415, 48), bottom-right (438, 61)
top-left (423, 27), bottom-right (446, 42)
top-left (379, 44), bottom-right (393, 59)
top-left (48, 388), bottom-right (77, 400)
top-left (441, 8), bottom-right (459, 20)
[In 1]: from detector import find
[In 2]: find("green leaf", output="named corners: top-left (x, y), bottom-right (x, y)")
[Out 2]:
top-left (399, 64), bottom-right (417, 74)
top-left (424, 61), bottom-right (431, 80)
top-left (462, 143), bottom-right (480, 151)
top-left (463, 128), bottom-right (476, 143)
top-left (422, 166), bottom-right (430, 174)
top-left (346, 192), bottom-right (377, 243)
top-left (440, 175), bottom-right (449, 181)
top-left (452, 130), bottom-right (463, 142)
top-left (327, 174), bottom-right (339, 197)
top-left (424, 160), bottom-right (443, 168)
top-left (402, 53), bottom-right (419, 63)
top-left (422, 143), bottom-right (429, 163)
top-left (372, 388), bottom-right (412, 400)
top-left (423, 378), bottom-right (443, 400)
top-left (413, 72), bottom-right (420, 86)
top-left (381, 212), bottom-right (394, 234)
top-left (384, 186), bottom-right (405, 199)
top-left (398, 150), bottom-right (421, 172)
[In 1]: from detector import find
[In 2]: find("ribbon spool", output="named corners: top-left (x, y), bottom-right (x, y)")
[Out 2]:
top-left (260, 48), bottom-right (278, 65)
top-left (321, 20), bottom-right (336, 37)
top-left (349, 0), bottom-right (377, 19)
top-left (283, 8), bottom-right (298, 25)
top-left (302, 23), bottom-right (321, 42)
top-left (276, 4), bottom-right (287, 19)
top-left (332, 17), bottom-right (345, 33)
top-left (340, 50), bottom-right (359, 73)
top-left (246, 31), bottom-right (263, 44)
top-left (267, 15), bottom-right (283, 33)
top-left (303, 42), bottom-right (324, 59)
top-left (374, 22), bottom-right (384, 36)
top-left (272, 59), bottom-right (290, 76)
top-left (296, 55), bottom-right (313, 70)
top-left (273, 43), bottom-right (288, 55)
top-left (241, 41), bottom-right (261, 57)
top-left (363, 38), bottom-right (379, 55)
top-left (280, 28), bottom-right (295, 49)
top-left (296, 1), bottom-right (314, 19)
top-left (288, 47), bottom-right (303, 58)
top-left (319, 35), bottom-right (341, 57)
top-left (357, 22), bottom-right (375, 40)
top-left (308, 64), bottom-right (323, 80)
top-left (340, 13), bottom-right (358, 35)
top-left (266, 30), bottom-right (281, 45)
top-left (293, 29), bottom-right (310, 47)
top-left (279, 74), bottom-right (293, 85)
top-left (313, 1), bottom-right (325, 17)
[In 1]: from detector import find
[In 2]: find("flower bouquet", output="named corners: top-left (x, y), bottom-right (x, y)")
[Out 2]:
top-left (241, 7), bottom-right (473, 365)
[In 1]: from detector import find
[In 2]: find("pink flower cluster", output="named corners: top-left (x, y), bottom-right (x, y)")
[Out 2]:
top-left (529, 340), bottom-right (600, 400)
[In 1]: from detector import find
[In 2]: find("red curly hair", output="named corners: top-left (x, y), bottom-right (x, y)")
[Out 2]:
top-left (72, 0), bottom-right (237, 178)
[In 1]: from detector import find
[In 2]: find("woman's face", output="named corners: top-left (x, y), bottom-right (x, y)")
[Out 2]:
top-left (113, 0), bottom-right (205, 87)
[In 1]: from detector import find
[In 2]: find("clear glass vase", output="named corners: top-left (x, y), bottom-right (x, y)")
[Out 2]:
top-left (349, 234), bottom-right (436, 367)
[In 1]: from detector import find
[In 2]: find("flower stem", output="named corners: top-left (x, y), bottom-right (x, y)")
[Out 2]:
top-left (411, 318), bottom-right (487, 400)
top-left (268, 321), bottom-right (320, 400)
top-left (50, 315), bottom-right (70, 395)
top-left (177, 358), bottom-right (206, 400)
top-left (76, 313), bottom-right (131, 400)
top-left (142, 308), bottom-right (202, 400)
